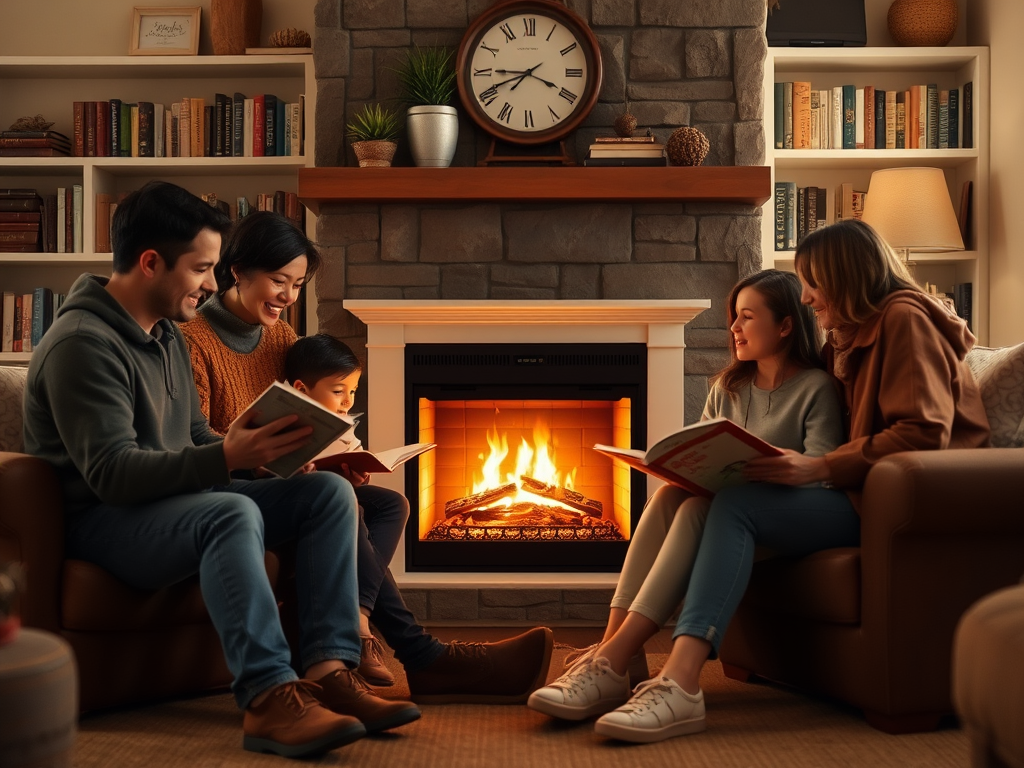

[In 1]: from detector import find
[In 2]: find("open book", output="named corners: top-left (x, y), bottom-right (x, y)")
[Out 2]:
top-left (313, 442), bottom-right (437, 474)
top-left (593, 417), bottom-right (783, 498)
top-left (233, 381), bottom-right (357, 479)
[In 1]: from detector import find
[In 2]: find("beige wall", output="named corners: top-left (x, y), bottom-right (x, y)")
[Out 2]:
top-left (969, 0), bottom-right (1024, 346)
top-left (0, 0), bottom-right (314, 56)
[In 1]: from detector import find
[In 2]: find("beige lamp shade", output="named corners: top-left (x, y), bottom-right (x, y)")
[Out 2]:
top-left (860, 167), bottom-right (965, 253)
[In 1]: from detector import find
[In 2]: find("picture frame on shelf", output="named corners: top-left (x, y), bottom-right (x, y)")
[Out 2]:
top-left (129, 6), bottom-right (201, 56)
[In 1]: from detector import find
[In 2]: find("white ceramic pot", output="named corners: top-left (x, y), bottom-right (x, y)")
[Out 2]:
top-left (406, 105), bottom-right (459, 168)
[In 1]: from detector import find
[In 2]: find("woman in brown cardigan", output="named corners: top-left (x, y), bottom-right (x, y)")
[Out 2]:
top-left (553, 218), bottom-right (989, 745)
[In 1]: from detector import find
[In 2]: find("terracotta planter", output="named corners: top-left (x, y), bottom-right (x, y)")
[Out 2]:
top-left (352, 140), bottom-right (397, 168)
top-left (211, 0), bottom-right (263, 55)
top-left (887, 0), bottom-right (958, 47)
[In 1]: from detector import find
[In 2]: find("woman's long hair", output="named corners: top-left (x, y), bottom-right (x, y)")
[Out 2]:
top-left (794, 218), bottom-right (920, 327)
top-left (712, 269), bottom-right (824, 395)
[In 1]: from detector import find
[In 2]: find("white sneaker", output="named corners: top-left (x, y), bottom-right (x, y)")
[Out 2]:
top-left (594, 676), bottom-right (707, 743)
top-left (527, 657), bottom-right (630, 720)
top-left (563, 643), bottom-right (650, 686)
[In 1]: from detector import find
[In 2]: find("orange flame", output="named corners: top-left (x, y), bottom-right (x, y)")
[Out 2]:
top-left (471, 419), bottom-right (578, 509)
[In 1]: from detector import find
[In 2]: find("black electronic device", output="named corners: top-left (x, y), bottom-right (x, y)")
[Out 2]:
top-left (766, 0), bottom-right (867, 47)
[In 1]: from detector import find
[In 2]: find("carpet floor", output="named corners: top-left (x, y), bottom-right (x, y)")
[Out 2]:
top-left (74, 626), bottom-right (968, 768)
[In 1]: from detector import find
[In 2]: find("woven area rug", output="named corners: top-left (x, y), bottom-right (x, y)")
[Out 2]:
top-left (74, 626), bottom-right (968, 768)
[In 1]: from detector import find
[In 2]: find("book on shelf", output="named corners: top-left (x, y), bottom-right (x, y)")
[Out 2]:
top-left (963, 81), bottom-right (973, 148)
top-left (56, 187), bottom-right (66, 254)
top-left (783, 81), bottom-right (794, 149)
top-left (895, 91), bottom-right (906, 149)
top-left (232, 381), bottom-right (358, 479)
top-left (30, 286), bottom-right (53, 348)
top-left (95, 193), bottom-right (114, 253)
top-left (1, 287), bottom-right (63, 353)
top-left (874, 88), bottom-right (886, 149)
top-left (774, 181), bottom-right (796, 251)
top-left (835, 182), bottom-right (866, 222)
top-left (863, 85), bottom-right (875, 149)
top-left (275, 98), bottom-right (286, 157)
top-left (592, 417), bottom-right (783, 498)
top-left (841, 85), bottom-right (855, 150)
top-left (20, 292), bottom-right (32, 353)
top-left (0, 130), bottom-right (71, 142)
top-left (137, 102), bottom-right (155, 157)
top-left (773, 82), bottom-right (784, 149)
top-left (948, 88), bottom-right (959, 149)
top-left (0, 147), bottom-right (72, 158)
top-left (593, 135), bottom-right (657, 143)
top-left (313, 442), bottom-right (437, 474)
top-left (793, 81), bottom-right (811, 149)
top-left (854, 87), bottom-right (865, 149)
top-left (95, 100), bottom-right (109, 157)
top-left (233, 93), bottom-right (245, 157)
top-left (885, 90), bottom-right (897, 150)
top-left (587, 143), bottom-right (665, 158)
top-left (289, 101), bottom-right (302, 156)
top-left (253, 95), bottom-right (266, 158)
top-left (40, 194), bottom-right (56, 253)
top-left (119, 102), bottom-right (132, 157)
top-left (809, 90), bottom-right (820, 149)
top-left (938, 90), bottom-right (950, 149)
top-left (926, 83), bottom-right (939, 149)
top-left (582, 155), bottom-right (667, 167)
top-left (818, 89), bottom-right (831, 149)
top-left (71, 185), bottom-right (83, 253)
top-left (954, 283), bottom-right (973, 332)
top-left (1, 292), bottom-right (14, 353)
top-left (264, 94), bottom-right (278, 157)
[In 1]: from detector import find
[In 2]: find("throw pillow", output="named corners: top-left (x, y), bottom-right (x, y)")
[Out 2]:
top-left (965, 343), bottom-right (1024, 448)
top-left (0, 365), bottom-right (28, 453)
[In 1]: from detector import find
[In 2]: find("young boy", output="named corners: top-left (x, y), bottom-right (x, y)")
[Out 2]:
top-left (283, 334), bottom-right (554, 703)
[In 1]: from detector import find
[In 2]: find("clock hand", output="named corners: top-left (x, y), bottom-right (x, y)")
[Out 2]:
top-left (510, 63), bottom-right (544, 91)
top-left (528, 73), bottom-right (558, 88)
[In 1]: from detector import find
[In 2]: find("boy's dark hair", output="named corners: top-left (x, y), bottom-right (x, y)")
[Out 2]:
top-left (110, 181), bottom-right (232, 274)
top-left (284, 334), bottom-right (362, 386)
top-left (215, 211), bottom-right (322, 294)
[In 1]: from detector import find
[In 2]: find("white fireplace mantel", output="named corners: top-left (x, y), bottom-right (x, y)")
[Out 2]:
top-left (344, 299), bottom-right (710, 588)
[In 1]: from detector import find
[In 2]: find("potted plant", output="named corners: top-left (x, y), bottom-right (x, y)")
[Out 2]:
top-left (395, 45), bottom-right (459, 167)
top-left (345, 103), bottom-right (400, 168)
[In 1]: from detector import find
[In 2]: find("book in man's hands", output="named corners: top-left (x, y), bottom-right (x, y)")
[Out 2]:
top-left (313, 442), bottom-right (437, 474)
top-left (592, 417), bottom-right (783, 498)
top-left (234, 381), bottom-right (356, 478)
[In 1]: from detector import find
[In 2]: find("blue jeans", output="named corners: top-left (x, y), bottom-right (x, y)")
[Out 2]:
top-left (355, 484), bottom-right (444, 671)
top-left (64, 472), bottom-right (361, 709)
top-left (675, 483), bottom-right (861, 655)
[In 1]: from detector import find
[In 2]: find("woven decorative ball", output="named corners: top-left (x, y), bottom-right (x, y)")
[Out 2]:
top-left (614, 111), bottom-right (637, 138)
top-left (270, 27), bottom-right (311, 48)
top-left (666, 127), bottom-right (710, 167)
top-left (887, 0), bottom-right (958, 47)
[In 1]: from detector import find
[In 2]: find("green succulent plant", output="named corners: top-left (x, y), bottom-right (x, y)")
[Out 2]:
top-left (394, 46), bottom-right (457, 106)
top-left (345, 103), bottom-right (401, 143)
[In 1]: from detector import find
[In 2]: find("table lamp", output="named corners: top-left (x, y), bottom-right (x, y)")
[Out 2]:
top-left (860, 166), bottom-right (965, 267)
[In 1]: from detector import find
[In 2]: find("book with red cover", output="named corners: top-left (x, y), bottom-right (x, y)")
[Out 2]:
top-left (0, 148), bottom-right (73, 157)
top-left (96, 100), bottom-right (109, 156)
top-left (592, 417), bottom-right (783, 498)
top-left (84, 101), bottom-right (98, 157)
top-left (73, 102), bottom-right (85, 156)
top-left (253, 95), bottom-right (266, 158)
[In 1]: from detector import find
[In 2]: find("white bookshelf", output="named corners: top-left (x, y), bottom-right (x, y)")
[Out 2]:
top-left (0, 55), bottom-right (318, 361)
top-left (762, 46), bottom-right (989, 344)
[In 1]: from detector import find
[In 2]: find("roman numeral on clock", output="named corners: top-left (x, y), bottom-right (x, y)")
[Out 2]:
top-left (565, 68), bottom-right (582, 78)
top-left (479, 85), bottom-right (499, 106)
top-left (558, 87), bottom-right (578, 104)
top-left (474, 67), bottom-right (492, 77)
top-left (522, 18), bottom-right (536, 36)
top-left (499, 23), bottom-right (516, 41)
top-left (497, 102), bottom-right (513, 123)
top-left (546, 24), bottom-right (557, 41)
top-left (560, 42), bottom-right (577, 56)
top-left (548, 105), bottom-right (560, 122)
top-left (524, 110), bottom-right (534, 128)
top-left (480, 42), bottom-right (499, 56)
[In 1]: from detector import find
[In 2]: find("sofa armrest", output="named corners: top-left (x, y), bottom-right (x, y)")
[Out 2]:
top-left (0, 451), bottom-right (66, 632)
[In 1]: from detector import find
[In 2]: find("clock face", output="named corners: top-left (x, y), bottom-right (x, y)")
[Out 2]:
top-left (457, 1), bottom-right (602, 145)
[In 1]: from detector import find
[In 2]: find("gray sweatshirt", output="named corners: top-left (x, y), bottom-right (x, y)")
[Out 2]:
top-left (22, 274), bottom-right (227, 510)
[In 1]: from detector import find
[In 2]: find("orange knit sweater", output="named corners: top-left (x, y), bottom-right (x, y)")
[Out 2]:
top-left (179, 313), bottom-right (298, 434)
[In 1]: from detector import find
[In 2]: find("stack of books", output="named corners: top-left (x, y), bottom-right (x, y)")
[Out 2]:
top-left (583, 135), bottom-right (667, 167)
top-left (0, 131), bottom-right (72, 158)
top-left (0, 190), bottom-right (42, 253)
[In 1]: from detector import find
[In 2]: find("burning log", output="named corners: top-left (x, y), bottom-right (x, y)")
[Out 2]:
top-left (519, 476), bottom-right (603, 518)
top-left (444, 482), bottom-right (517, 519)
top-left (462, 502), bottom-right (586, 527)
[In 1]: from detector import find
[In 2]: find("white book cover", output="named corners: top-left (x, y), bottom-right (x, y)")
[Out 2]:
top-left (831, 86), bottom-right (843, 152)
top-left (1, 292), bottom-right (14, 353)
top-left (243, 98), bottom-right (254, 158)
top-left (20, 292), bottom-right (32, 353)
top-left (855, 88), bottom-right (865, 149)
top-left (56, 187), bottom-right (66, 254)
top-left (290, 102), bottom-right (302, 156)
top-left (819, 90), bottom-right (831, 149)
top-left (314, 442), bottom-right (437, 474)
top-left (72, 184), bottom-right (83, 253)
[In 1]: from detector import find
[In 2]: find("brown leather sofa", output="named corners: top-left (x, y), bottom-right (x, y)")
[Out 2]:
top-left (718, 447), bottom-right (1024, 733)
top-left (0, 366), bottom-right (282, 713)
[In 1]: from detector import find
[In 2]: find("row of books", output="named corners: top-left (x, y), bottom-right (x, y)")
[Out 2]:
top-left (774, 181), bottom-right (865, 251)
top-left (65, 95), bottom-right (304, 159)
top-left (582, 135), bottom-right (668, 167)
top-left (0, 188), bottom-right (82, 254)
top-left (774, 81), bottom-right (973, 151)
top-left (1, 288), bottom-right (63, 353)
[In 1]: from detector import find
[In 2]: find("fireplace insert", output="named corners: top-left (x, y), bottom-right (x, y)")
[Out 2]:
top-left (403, 343), bottom-right (647, 572)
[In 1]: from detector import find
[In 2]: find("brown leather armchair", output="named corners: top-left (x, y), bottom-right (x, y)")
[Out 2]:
top-left (0, 366), bottom-right (282, 714)
top-left (718, 447), bottom-right (1024, 733)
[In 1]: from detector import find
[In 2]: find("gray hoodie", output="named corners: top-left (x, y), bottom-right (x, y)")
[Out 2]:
top-left (23, 274), bottom-right (228, 510)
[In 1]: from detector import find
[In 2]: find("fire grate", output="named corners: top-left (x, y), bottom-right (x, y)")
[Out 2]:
top-left (425, 521), bottom-right (624, 541)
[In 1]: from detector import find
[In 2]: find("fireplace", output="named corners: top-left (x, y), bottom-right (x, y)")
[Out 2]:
top-left (344, 300), bottom-right (708, 587)
top-left (404, 343), bottom-right (646, 572)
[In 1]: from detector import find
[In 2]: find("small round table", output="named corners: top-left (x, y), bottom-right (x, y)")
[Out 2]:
top-left (0, 627), bottom-right (78, 768)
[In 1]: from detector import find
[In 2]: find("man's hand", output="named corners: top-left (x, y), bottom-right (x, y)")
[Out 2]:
top-left (336, 464), bottom-right (370, 488)
top-left (222, 409), bottom-right (313, 472)
top-left (743, 449), bottom-right (831, 486)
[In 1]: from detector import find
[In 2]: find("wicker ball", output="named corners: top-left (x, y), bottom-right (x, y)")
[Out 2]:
top-left (666, 127), bottom-right (709, 167)
top-left (887, 0), bottom-right (958, 47)
top-left (614, 111), bottom-right (638, 137)
top-left (269, 28), bottom-right (311, 48)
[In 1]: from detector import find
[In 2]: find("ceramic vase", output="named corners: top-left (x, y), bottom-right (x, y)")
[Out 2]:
top-left (406, 106), bottom-right (459, 168)
top-left (352, 140), bottom-right (398, 168)
top-left (887, 0), bottom-right (958, 47)
top-left (211, 0), bottom-right (263, 55)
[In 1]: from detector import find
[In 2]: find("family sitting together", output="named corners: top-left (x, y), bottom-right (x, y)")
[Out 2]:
top-left (22, 181), bottom-right (989, 757)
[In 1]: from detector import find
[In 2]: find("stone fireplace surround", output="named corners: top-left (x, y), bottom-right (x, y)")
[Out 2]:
top-left (309, 0), bottom-right (766, 622)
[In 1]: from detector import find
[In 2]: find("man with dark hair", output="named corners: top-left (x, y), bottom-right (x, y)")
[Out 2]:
top-left (22, 181), bottom-right (419, 759)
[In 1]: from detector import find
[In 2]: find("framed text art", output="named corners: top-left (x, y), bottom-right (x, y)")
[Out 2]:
top-left (129, 6), bottom-right (201, 56)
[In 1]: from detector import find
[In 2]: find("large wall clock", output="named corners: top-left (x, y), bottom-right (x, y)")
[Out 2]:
top-left (456, 0), bottom-right (603, 146)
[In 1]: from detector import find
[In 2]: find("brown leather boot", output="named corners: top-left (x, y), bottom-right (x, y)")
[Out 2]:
top-left (358, 634), bottom-right (396, 687)
top-left (406, 626), bottom-right (554, 704)
top-left (243, 680), bottom-right (366, 758)
top-left (312, 668), bottom-right (420, 732)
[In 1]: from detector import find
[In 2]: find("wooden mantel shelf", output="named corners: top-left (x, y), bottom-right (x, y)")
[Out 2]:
top-left (298, 166), bottom-right (771, 213)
